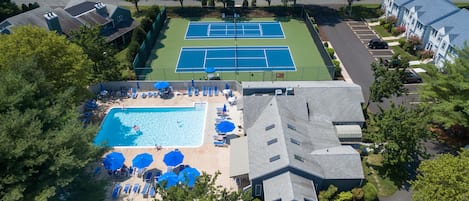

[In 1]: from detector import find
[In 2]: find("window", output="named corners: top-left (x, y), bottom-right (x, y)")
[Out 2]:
top-left (290, 138), bottom-right (301, 146)
top-left (294, 154), bottom-right (304, 162)
top-left (267, 138), bottom-right (278, 146)
top-left (265, 124), bottom-right (275, 131)
top-left (269, 155), bottom-right (280, 162)
top-left (254, 184), bottom-right (262, 196)
top-left (441, 42), bottom-right (446, 50)
top-left (287, 123), bottom-right (296, 131)
top-left (432, 29), bottom-right (437, 36)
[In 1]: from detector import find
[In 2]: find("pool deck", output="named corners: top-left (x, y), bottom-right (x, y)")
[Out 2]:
top-left (96, 90), bottom-right (243, 201)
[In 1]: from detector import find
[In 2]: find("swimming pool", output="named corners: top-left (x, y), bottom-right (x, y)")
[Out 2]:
top-left (94, 103), bottom-right (207, 148)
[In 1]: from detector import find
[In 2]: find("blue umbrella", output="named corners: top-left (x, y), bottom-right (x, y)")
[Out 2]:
top-left (222, 104), bottom-right (227, 113)
top-left (178, 167), bottom-right (200, 187)
top-left (225, 83), bottom-right (230, 89)
top-left (154, 81), bottom-right (170, 90)
top-left (191, 79), bottom-right (195, 87)
top-left (132, 153), bottom-right (153, 169)
top-left (163, 150), bottom-right (184, 167)
top-left (103, 152), bottom-right (125, 171)
top-left (216, 121), bottom-right (236, 133)
top-left (136, 82), bottom-right (140, 89)
top-left (229, 90), bottom-right (233, 97)
top-left (158, 172), bottom-right (179, 189)
top-left (205, 67), bottom-right (216, 73)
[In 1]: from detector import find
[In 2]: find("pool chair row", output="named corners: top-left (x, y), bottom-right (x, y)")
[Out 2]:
top-left (187, 86), bottom-right (220, 97)
top-left (111, 182), bottom-right (157, 199)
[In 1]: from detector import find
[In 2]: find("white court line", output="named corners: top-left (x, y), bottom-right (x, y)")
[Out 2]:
top-left (206, 57), bottom-right (266, 60)
top-left (259, 23), bottom-right (263, 36)
top-left (263, 49), bottom-right (270, 68)
top-left (203, 49), bottom-right (208, 68)
top-left (207, 24), bottom-right (211, 37)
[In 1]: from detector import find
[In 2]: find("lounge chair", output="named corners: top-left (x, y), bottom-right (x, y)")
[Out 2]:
top-left (214, 139), bottom-right (228, 147)
top-left (214, 86), bottom-right (219, 96)
top-left (149, 186), bottom-right (156, 197)
top-left (131, 88), bottom-right (138, 99)
top-left (141, 92), bottom-right (147, 98)
top-left (123, 183), bottom-right (131, 194)
top-left (153, 91), bottom-right (159, 97)
top-left (194, 88), bottom-right (199, 96)
top-left (202, 86), bottom-right (207, 96)
top-left (132, 183), bottom-right (140, 193)
top-left (148, 92), bottom-right (154, 98)
top-left (111, 183), bottom-right (121, 199)
top-left (144, 171), bottom-right (153, 182)
top-left (154, 170), bottom-right (162, 183)
top-left (141, 182), bottom-right (150, 197)
top-left (187, 87), bottom-right (192, 97)
top-left (208, 87), bottom-right (213, 96)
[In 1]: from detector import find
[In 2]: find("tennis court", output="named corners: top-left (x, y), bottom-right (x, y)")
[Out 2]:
top-left (185, 21), bottom-right (285, 39)
top-left (176, 46), bottom-right (296, 72)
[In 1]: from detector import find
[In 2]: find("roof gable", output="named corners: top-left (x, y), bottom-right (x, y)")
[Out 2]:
top-left (404, 0), bottom-right (458, 25)
top-left (431, 9), bottom-right (469, 49)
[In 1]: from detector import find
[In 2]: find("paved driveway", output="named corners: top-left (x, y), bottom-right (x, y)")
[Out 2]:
top-left (346, 21), bottom-right (394, 60)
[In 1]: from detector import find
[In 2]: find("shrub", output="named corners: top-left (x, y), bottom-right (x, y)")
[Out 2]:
top-left (201, 0), bottom-right (207, 6)
top-left (126, 41), bottom-right (140, 63)
top-left (324, 42), bottom-right (329, 48)
top-left (242, 0), bottom-right (248, 7)
top-left (352, 188), bottom-right (364, 200)
top-left (145, 5), bottom-right (160, 21)
top-left (319, 185), bottom-right (338, 201)
top-left (251, 0), bottom-right (256, 7)
top-left (333, 60), bottom-right (342, 79)
top-left (398, 38), bottom-right (406, 47)
top-left (363, 183), bottom-right (378, 201)
top-left (386, 15), bottom-right (397, 25)
top-left (419, 50), bottom-right (434, 59)
top-left (208, 0), bottom-right (215, 7)
top-left (392, 26), bottom-right (405, 36)
top-left (140, 17), bottom-right (153, 32)
top-left (131, 27), bottom-right (146, 44)
top-left (405, 35), bottom-right (423, 55)
top-left (327, 47), bottom-right (335, 59)
top-left (379, 18), bottom-right (386, 25)
top-left (383, 23), bottom-right (390, 32)
top-left (334, 191), bottom-right (353, 201)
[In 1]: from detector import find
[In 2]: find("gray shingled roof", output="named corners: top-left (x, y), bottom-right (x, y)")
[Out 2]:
top-left (263, 172), bottom-right (318, 201)
top-left (394, 0), bottom-right (413, 6)
top-left (403, 0), bottom-right (458, 25)
top-left (244, 81), bottom-right (365, 199)
top-left (430, 9), bottom-right (469, 49)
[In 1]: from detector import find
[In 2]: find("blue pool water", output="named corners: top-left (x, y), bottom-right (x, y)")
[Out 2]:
top-left (94, 103), bottom-right (206, 147)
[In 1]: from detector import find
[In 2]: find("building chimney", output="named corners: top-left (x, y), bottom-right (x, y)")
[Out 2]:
top-left (94, 2), bottom-right (108, 17)
top-left (43, 12), bottom-right (62, 34)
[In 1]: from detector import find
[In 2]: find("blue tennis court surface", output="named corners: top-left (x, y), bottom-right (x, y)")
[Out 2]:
top-left (176, 46), bottom-right (296, 72)
top-left (185, 21), bottom-right (284, 39)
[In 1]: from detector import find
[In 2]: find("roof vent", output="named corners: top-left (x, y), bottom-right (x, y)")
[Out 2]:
top-left (43, 12), bottom-right (62, 34)
top-left (94, 2), bottom-right (108, 17)
top-left (265, 124), bottom-right (275, 131)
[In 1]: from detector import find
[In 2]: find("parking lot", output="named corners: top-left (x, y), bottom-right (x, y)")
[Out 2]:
top-left (346, 21), bottom-right (394, 60)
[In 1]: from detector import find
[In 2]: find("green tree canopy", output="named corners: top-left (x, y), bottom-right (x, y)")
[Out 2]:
top-left (0, 57), bottom-right (99, 200)
top-left (70, 26), bottom-right (122, 82)
top-left (411, 149), bottom-right (469, 201)
top-left (419, 45), bottom-right (469, 129)
top-left (125, 0), bottom-right (140, 12)
top-left (156, 171), bottom-right (255, 201)
top-left (368, 61), bottom-right (407, 108)
top-left (0, 0), bottom-right (20, 21)
top-left (366, 104), bottom-right (431, 179)
top-left (0, 26), bottom-right (92, 101)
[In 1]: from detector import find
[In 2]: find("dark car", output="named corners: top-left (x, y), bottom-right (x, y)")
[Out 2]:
top-left (368, 38), bottom-right (389, 49)
top-left (403, 69), bottom-right (423, 83)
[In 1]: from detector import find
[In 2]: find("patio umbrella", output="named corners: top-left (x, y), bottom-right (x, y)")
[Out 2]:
top-left (136, 82), bottom-right (140, 89)
top-left (225, 83), bottom-right (230, 89)
top-left (205, 67), bottom-right (216, 73)
top-left (216, 121), bottom-right (236, 133)
top-left (154, 81), bottom-right (170, 90)
top-left (103, 152), bottom-right (125, 171)
top-left (132, 153), bottom-right (153, 169)
top-left (158, 172), bottom-right (179, 189)
top-left (178, 167), bottom-right (200, 187)
top-left (163, 150), bottom-right (184, 167)
top-left (191, 79), bottom-right (195, 87)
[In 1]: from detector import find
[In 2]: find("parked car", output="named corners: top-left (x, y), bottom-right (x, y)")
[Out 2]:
top-left (403, 69), bottom-right (423, 83)
top-left (368, 38), bottom-right (389, 49)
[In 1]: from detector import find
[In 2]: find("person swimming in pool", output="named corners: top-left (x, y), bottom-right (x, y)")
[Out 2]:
top-left (133, 125), bottom-right (140, 131)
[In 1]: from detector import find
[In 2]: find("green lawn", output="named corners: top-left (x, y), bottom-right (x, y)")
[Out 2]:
top-left (363, 154), bottom-right (399, 197)
top-left (391, 46), bottom-right (418, 60)
top-left (372, 25), bottom-right (392, 38)
top-left (139, 17), bottom-right (331, 81)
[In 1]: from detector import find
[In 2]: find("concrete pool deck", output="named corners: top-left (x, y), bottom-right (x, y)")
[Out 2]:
top-left (95, 90), bottom-right (243, 201)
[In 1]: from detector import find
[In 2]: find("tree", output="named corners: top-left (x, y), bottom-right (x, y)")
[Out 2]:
top-left (318, 185), bottom-right (338, 201)
top-left (367, 104), bottom-right (431, 179)
top-left (156, 171), bottom-right (255, 200)
top-left (411, 149), bottom-right (469, 201)
top-left (334, 191), bottom-right (353, 201)
top-left (265, 0), bottom-right (271, 6)
top-left (125, 0), bottom-right (140, 12)
top-left (0, 0), bottom-right (20, 21)
top-left (0, 57), bottom-right (100, 200)
top-left (347, 0), bottom-right (354, 16)
top-left (174, 0), bottom-right (184, 7)
top-left (419, 45), bottom-right (469, 129)
top-left (70, 26), bottom-right (122, 82)
top-left (0, 26), bottom-right (92, 100)
top-left (362, 183), bottom-right (377, 201)
top-left (367, 61), bottom-right (408, 109)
